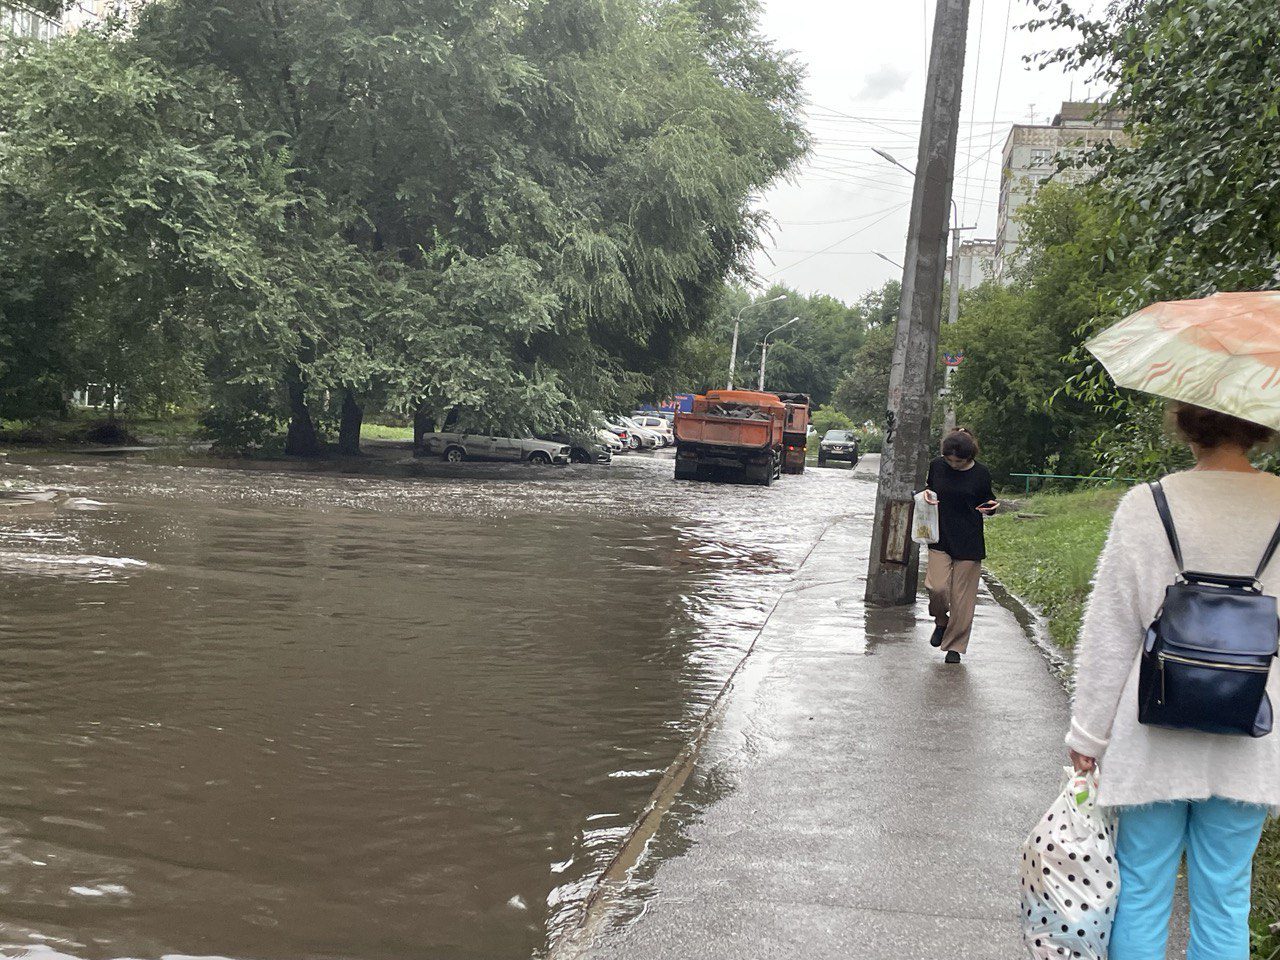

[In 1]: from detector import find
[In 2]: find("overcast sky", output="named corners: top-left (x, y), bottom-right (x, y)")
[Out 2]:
top-left (750, 0), bottom-right (1100, 304)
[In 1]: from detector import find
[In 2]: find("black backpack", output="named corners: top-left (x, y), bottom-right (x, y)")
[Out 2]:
top-left (1138, 481), bottom-right (1280, 738)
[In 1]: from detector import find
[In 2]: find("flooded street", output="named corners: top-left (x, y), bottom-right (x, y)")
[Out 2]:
top-left (0, 449), bottom-right (869, 960)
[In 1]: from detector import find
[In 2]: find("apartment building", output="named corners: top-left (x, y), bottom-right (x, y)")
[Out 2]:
top-left (1, 0), bottom-right (128, 39)
top-left (948, 239), bottom-right (997, 292)
top-left (1, 1), bottom-right (60, 39)
top-left (995, 101), bottom-right (1126, 278)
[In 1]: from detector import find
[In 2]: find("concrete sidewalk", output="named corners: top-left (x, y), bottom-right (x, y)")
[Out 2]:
top-left (573, 512), bottom-right (1071, 960)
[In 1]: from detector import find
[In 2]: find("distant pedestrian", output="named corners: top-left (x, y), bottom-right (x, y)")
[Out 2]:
top-left (921, 428), bottom-right (998, 664)
top-left (1068, 402), bottom-right (1280, 960)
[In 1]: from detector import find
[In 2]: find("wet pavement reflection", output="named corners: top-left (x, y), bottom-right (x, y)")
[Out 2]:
top-left (0, 449), bottom-right (869, 960)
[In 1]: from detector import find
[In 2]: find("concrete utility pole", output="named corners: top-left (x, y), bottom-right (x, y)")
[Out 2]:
top-left (943, 224), bottom-right (975, 432)
top-left (865, 0), bottom-right (971, 606)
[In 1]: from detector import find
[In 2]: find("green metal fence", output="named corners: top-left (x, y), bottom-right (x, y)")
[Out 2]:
top-left (1009, 472), bottom-right (1143, 496)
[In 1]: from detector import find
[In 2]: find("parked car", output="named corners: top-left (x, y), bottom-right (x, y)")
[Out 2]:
top-left (596, 428), bottom-right (626, 454)
top-left (421, 432), bottom-right (571, 465)
top-left (599, 421), bottom-right (635, 449)
top-left (617, 416), bottom-right (662, 449)
top-left (540, 432), bottom-right (612, 464)
top-left (604, 419), bottom-right (649, 449)
top-left (630, 414), bottom-right (674, 445)
top-left (817, 429), bottom-right (860, 467)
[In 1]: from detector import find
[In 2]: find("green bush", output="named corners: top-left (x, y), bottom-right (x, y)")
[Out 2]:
top-left (810, 404), bottom-right (852, 437)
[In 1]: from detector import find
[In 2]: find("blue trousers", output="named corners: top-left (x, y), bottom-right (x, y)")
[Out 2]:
top-left (1111, 797), bottom-right (1268, 960)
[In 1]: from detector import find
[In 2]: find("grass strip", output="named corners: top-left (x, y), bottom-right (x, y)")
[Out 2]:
top-left (984, 487), bottom-right (1124, 650)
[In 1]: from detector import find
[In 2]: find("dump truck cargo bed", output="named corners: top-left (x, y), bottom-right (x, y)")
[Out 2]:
top-left (673, 390), bottom-right (786, 486)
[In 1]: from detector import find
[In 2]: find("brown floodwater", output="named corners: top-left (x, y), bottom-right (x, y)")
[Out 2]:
top-left (0, 448), bottom-right (858, 960)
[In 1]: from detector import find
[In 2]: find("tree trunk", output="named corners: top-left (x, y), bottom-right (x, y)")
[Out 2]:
top-left (413, 403), bottom-right (435, 450)
top-left (284, 369), bottom-right (324, 457)
top-left (338, 389), bottom-right (363, 456)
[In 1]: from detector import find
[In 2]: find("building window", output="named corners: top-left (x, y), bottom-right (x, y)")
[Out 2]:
top-left (1030, 148), bottom-right (1052, 167)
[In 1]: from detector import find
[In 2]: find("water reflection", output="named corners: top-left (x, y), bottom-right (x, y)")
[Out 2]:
top-left (0, 451), bottom-right (854, 959)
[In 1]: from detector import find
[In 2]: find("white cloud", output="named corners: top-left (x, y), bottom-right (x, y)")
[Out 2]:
top-left (859, 65), bottom-right (911, 101)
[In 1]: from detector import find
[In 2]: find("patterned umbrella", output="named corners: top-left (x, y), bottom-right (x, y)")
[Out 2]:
top-left (1086, 291), bottom-right (1280, 430)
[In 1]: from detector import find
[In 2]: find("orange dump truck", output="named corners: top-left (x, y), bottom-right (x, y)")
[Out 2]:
top-left (673, 390), bottom-right (786, 485)
top-left (773, 392), bottom-right (811, 475)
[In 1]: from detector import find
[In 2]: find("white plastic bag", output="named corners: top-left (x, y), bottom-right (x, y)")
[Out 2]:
top-left (1020, 768), bottom-right (1120, 960)
top-left (912, 490), bottom-right (939, 545)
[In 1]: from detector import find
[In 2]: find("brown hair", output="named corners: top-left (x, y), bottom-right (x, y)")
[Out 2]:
top-left (1168, 402), bottom-right (1276, 450)
top-left (941, 428), bottom-right (979, 460)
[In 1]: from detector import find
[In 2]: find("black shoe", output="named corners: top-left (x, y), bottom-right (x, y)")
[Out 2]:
top-left (930, 620), bottom-right (948, 647)
top-left (945, 650), bottom-right (961, 664)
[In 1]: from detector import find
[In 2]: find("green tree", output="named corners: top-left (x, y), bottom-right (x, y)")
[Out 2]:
top-left (1029, 0), bottom-right (1280, 476)
top-left (0, 29), bottom-right (282, 423)
top-left (2, 0), bottom-right (807, 453)
top-left (810, 404), bottom-right (852, 436)
top-left (682, 283), bottom-right (870, 404)
top-left (829, 279), bottom-right (899, 425)
top-left (942, 185), bottom-right (1128, 482)
top-left (131, 0), bottom-right (808, 453)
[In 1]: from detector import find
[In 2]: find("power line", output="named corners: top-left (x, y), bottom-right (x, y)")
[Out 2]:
top-left (960, 0), bottom-right (986, 225)
top-left (777, 202), bottom-right (910, 226)
top-left (979, 0), bottom-right (1015, 227)
top-left (771, 249), bottom-right (884, 256)
top-left (761, 203), bottom-right (910, 278)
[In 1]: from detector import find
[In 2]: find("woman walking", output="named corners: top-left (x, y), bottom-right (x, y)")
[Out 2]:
top-left (922, 428), bottom-right (998, 664)
top-left (1068, 402), bottom-right (1280, 959)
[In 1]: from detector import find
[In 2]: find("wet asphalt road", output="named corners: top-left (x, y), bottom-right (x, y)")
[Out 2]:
top-left (567, 476), bottom-right (1075, 960)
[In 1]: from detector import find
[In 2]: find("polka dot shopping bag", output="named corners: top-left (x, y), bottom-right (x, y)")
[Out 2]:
top-left (1020, 768), bottom-right (1119, 959)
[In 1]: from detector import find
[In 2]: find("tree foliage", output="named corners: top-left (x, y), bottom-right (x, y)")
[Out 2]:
top-left (0, 0), bottom-right (807, 452)
top-left (1026, 0), bottom-right (1280, 476)
top-left (941, 185), bottom-right (1132, 482)
top-left (676, 282), bottom-right (870, 402)
top-left (828, 279), bottom-right (900, 425)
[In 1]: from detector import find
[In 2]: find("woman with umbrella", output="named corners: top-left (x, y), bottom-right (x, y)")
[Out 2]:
top-left (1067, 292), bottom-right (1280, 959)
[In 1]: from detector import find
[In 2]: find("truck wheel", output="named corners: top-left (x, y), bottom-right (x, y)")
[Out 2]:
top-left (528, 451), bottom-right (551, 465)
top-left (443, 446), bottom-right (465, 462)
top-left (674, 460), bottom-right (698, 480)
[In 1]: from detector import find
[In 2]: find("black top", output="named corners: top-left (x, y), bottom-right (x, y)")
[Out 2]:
top-left (925, 457), bottom-right (995, 561)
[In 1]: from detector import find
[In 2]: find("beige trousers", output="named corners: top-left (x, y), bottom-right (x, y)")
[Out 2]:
top-left (924, 551), bottom-right (982, 654)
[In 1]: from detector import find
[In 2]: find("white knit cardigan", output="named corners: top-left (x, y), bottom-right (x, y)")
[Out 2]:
top-left (1066, 469), bottom-right (1280, 809)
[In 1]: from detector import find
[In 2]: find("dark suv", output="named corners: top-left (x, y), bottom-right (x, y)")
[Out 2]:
top-left (817, 429), bottom-right (860, 467)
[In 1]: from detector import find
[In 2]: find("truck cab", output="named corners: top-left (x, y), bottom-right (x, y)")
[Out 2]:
top-left (772, 392), bottom-right (811, 474)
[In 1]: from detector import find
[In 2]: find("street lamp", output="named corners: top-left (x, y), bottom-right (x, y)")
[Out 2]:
top-left (872, 147), bottom-right (914, 176)
top-left (758, 317), bottom-right (799, 391)
top-left (872, 251), bottom-right (903, 270)
top-left (728, 294), bottom-right (786, 390)
top-left (871, 148), bottom-right (961, 229)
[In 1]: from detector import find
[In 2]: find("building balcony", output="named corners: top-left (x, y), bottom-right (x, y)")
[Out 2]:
top-left (1, 1), bottom-right (61, 39)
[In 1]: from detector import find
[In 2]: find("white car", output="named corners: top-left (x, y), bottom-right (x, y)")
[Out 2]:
top-left (597, 428), bottom-right (626, 453)
top-left (630, 414), bottom-right (674, 445)
top-left (604, 419), bottom-right (653, 449)
top-left (420, 432), bottom-right (571, 464)
top-left (618, 416), bottom-right (662, 449)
